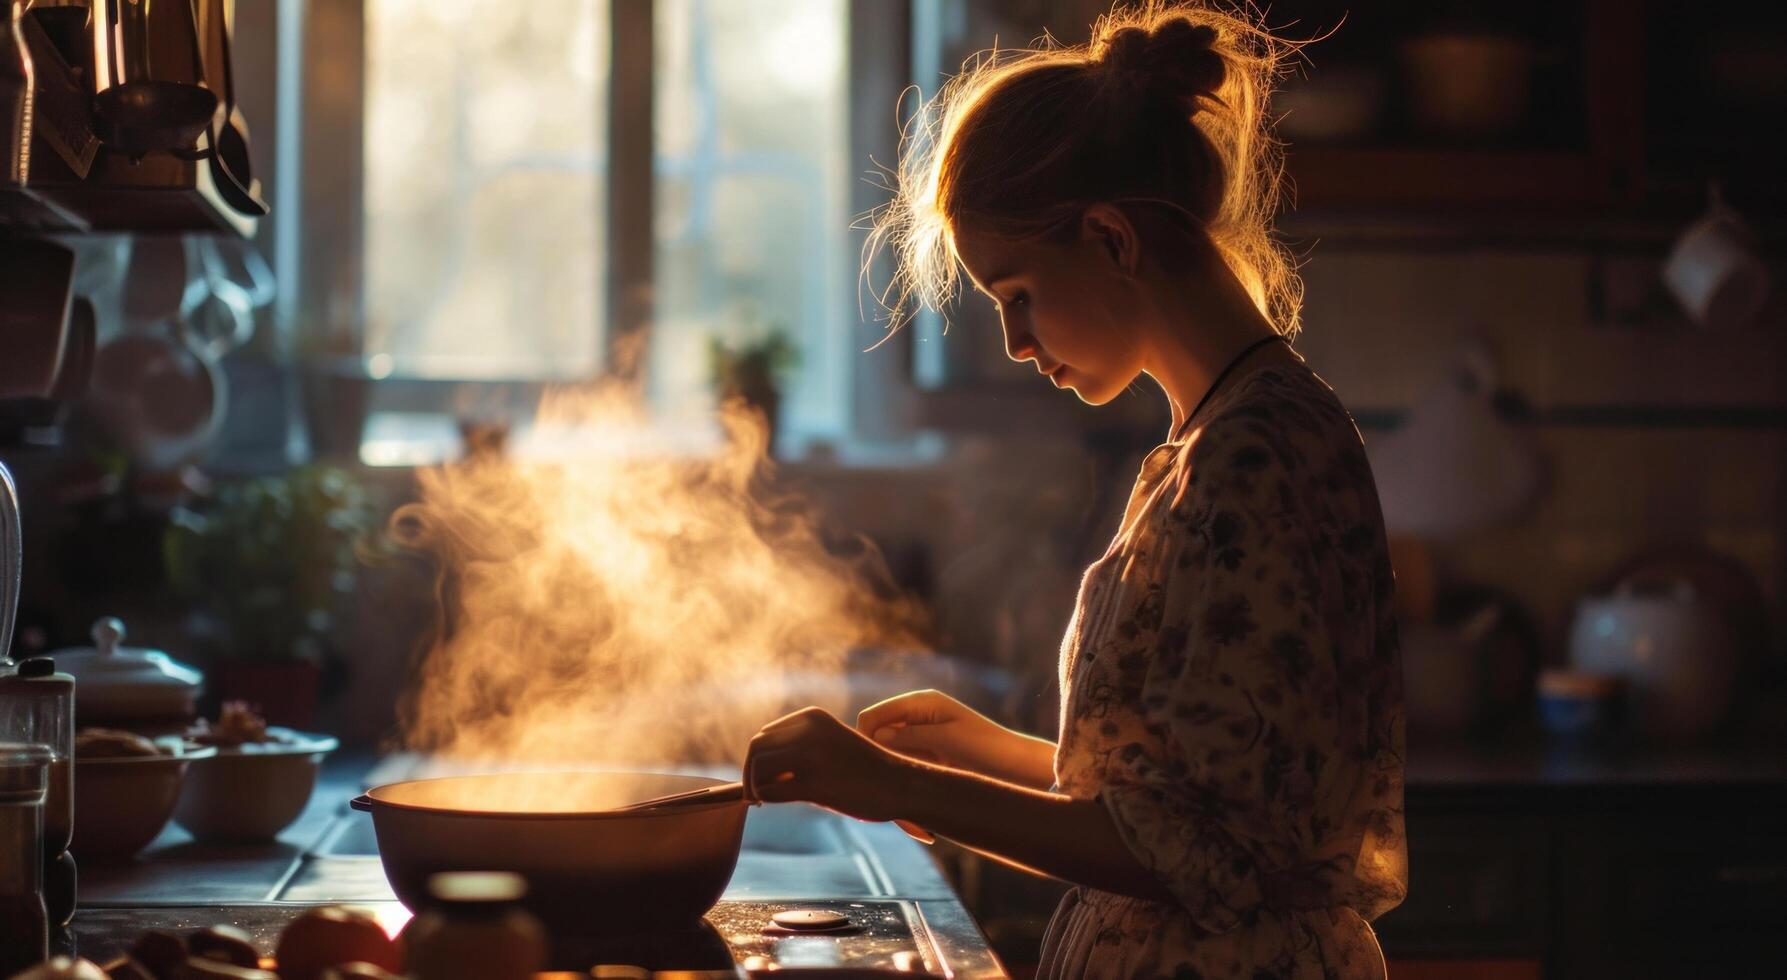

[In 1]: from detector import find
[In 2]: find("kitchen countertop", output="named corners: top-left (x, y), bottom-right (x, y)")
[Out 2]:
top-left (68, 741), bottom-right (1785, 972)
top-left (70, 753), bottom-right (1007, 976)
top-left (1404, 734), bottom-right (1787, 809)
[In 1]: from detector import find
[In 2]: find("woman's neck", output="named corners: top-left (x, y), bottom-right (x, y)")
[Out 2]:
top-left (1140, 251), bottom-right (1294, 437)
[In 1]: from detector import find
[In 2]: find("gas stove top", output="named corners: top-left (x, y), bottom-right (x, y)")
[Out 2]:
top-left (67, 900), bottom-right (953, 975)
top-left (72, 762), bottom-right (1003, 976)
top-left (556, 900), bottom-right (944, 972)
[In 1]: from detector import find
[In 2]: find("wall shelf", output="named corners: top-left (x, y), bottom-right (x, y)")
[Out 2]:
top-left (1352, 404), bottom-right (1787, 433)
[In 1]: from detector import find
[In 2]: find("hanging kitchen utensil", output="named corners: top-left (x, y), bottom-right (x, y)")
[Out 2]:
top-left (2, 0), bottom-right (32, 187)
top-left (84, 313), bottom-right (228, 473)
top-left (0, 238), bottom-right (74, 400)
top-left (121, 236), bottom-right (193, 327)
top-left (196, 235), bottom-right (276, 310)
top-left (1662, 182), bottom-right (1771, 331)
top-left (194, 0), bottom-right (265, 216)
top-left (89, 0), bottom-right (217, 158)
top-left (0, 463), bottom-right (20, 666)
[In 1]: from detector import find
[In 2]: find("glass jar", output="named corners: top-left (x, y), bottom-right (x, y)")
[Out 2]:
top-left (0, 742), bottom-right (49, 975)
top-left (0, 657), bottom-right (73, 855)
top-left (402, 872), bottom-right (546, 980)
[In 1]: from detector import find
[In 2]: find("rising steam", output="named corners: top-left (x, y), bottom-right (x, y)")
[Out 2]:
top-left (390, 386), bottom-right (928, 767)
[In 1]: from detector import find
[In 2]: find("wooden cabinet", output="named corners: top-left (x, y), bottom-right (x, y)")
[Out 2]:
top-left (1272, 0), bottom-right (1640, 217)
top-left (1271, 0), bottom-right (1787, 224)
top-left (1380, 782), bottom-right (1787, 978)
top-left (1376, 814), bottom-right (1551, 957)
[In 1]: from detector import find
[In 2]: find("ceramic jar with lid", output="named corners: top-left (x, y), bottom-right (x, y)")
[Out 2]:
top-left (50, 617), bottom-right (203, 729)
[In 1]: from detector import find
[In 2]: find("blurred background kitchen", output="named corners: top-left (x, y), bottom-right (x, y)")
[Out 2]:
top-left (3, 0), bottom-right (1784, 977)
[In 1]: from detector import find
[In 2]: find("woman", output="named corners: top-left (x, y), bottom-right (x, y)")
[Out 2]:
top-left (743, 2), bottom-right (1407, 976)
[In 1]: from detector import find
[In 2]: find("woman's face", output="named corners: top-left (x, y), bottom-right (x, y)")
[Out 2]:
top-left (952, 220), bottom-right (1148, 406)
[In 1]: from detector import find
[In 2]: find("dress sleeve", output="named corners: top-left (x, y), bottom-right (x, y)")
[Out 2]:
top-left (1094, 415), bottom-right (1403, 932)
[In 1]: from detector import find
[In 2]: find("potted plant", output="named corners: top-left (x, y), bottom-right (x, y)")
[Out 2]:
top-left (163, 467), bottom-right (381, 727)
top-left (708, 324), bottom-right (799, 457)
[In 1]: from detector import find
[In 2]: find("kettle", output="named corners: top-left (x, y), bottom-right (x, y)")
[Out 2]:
top-left (1568, 574), bottom-right (1739, 738)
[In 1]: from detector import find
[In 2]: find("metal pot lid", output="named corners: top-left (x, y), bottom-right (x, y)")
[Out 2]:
top-left (49, 617), bottom-right (205, 695)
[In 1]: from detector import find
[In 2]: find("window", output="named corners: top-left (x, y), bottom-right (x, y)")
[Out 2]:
top-left (362, 0), bottom-right (610, 379)
top-left (325, 0), bottom-right (852, 443)
top-left (652, 0), bottom-right (851, 437)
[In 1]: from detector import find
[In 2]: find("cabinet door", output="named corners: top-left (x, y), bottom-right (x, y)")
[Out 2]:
top-left (1609, 831), bottom-right (1787, 972)
top-left (1374, 813), bottom-right (1550, 958)
top-left (1552, 801), bottom-right (1787, 979)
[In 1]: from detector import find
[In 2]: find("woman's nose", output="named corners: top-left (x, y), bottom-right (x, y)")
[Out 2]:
top-left (1002, 322), bottom-right (1039, 363)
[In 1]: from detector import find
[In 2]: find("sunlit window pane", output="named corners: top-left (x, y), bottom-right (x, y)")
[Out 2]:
top-left (653, 0), bottom-right (851, 438)
top-left (364, 1), bottom-right (609, 378)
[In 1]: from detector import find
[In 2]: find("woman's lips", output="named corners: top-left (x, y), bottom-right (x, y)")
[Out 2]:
top-left (1043, 363), bottom-right (1068, 385)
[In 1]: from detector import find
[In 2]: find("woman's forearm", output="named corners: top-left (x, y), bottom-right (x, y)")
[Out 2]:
top-left (890, 756), bottom-right (1174, 903)
top-left (977, 726), bottom-right (1059, 790)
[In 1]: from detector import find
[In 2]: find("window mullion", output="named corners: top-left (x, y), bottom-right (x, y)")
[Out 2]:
top-left (606, 0), bottom-right (655, 382)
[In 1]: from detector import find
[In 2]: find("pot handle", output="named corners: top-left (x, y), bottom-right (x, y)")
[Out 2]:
top-left (350, 794), bottom-right (374, 813)
top-left (894, 820), bottom-right (936, 845)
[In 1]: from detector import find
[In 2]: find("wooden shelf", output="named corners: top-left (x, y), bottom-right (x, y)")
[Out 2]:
top-left (1284, 146), bottom-right (1624, 212)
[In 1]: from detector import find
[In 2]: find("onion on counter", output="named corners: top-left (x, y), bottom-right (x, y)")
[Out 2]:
top-left (272, 907), bottom-right (403, 980)
top-left (184, 928), bottom-right (259, 970)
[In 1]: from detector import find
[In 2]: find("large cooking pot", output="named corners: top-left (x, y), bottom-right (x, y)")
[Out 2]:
top-left (351, 771), bottom-right (748, 934)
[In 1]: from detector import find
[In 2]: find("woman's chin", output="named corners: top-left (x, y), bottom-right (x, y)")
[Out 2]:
top-left (1052, 371), bottom-right (1121, 406)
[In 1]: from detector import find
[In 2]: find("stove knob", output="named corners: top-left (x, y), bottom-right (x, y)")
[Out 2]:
top-left (769, 909), bottom-right (851, 932)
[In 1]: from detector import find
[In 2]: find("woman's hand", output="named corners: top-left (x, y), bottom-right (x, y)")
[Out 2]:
top-left (744, 707), bottom-right (909, 823)
top-left (742, 705), bottom-right (1174, 903)
top-left (857, 689), bottom-right (1058, 789)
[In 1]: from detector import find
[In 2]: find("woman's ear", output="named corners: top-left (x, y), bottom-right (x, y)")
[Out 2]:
top-left (1081, 203), bottom-right (1141, 276)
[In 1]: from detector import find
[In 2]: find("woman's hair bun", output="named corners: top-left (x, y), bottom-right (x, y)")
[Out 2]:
top-left (1097, 18), bottom-right (1225, 106)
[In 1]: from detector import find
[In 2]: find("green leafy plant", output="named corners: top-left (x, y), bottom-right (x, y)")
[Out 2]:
top-left (163, 468), bottom-right (381, 663)
top-left (707, 326), bottom-right (799, 397)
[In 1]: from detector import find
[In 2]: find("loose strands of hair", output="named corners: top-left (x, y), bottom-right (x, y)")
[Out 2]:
top-left (862, 1), bottom-right (1312, 344)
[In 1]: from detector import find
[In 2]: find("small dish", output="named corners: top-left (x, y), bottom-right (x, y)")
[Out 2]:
top-left (172, 727), bottom-right (339, 842)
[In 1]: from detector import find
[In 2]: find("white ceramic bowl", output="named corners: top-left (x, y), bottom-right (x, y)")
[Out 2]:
top-left (172, 728), bottom-right (338, 842)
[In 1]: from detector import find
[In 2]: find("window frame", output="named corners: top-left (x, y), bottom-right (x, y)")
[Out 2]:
top-left (278, 0), bottom-right (920, 447)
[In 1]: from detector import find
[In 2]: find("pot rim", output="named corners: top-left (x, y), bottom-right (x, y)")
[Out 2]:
top-left (356, 770), bottom-right (748, 821)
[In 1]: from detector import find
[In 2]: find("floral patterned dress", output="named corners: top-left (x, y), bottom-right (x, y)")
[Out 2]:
top-left (1038, 361), bottom-right (1407, 979)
